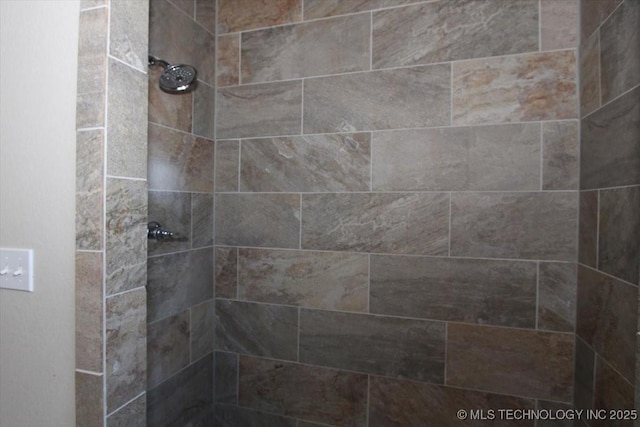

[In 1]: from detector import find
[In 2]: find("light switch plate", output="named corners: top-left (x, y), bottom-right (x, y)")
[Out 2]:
top-left (0, 248), bottom-right (34, 292)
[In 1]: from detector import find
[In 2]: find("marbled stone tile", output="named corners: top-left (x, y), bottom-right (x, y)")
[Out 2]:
top-left (573, 337), bottom-right (595, 411)
top-left (169, 0), bottom-right (194, 16)
top-left (218, 0), bottom-right (302, 33)
top-left (598, 187), bottom-right (640, 284)
top-left (240, 133), bottom-right (371, 192)
top-left (147, 247), bottom-right (214, 322)
top-left (215, 140), bottom-right (239, 192)
top-left (450, 192), bottom-right (578, 261)
top-left (579, 191), bottom-right (598, 267)
top-left (192, 193), bottom-right (213, 248)
top-left (300, 310), bottom-right (445, 383)
top-left (106, 59), bottom-right (148, 178)
top-left (195, 0), bottom-right (216, 33)
top-left (600, 0), bottom-right (640, 104)
top-left (76, 130), bottom-right (103, 250)
top-left (193, 82), bottom-right (216, 140)
top-left (216, 247), bottom-right (238, 298)
top-left (76, 91), bottom-right (106, 130)
top-left (540, 0), bottom-right (578, 51)
top-left (215, 352), bottom-right (238, 404)
top-left (369, 376), bottom-right (535, 427)
top-left (215, 193), bottom-right (301, 248)
top-left (372, 123), bottom-right (540, 191)
top-left (148, 66), bottom-right (193, 133)
top-left (76, 372), bottom-right (104, 427)
top-left (148, 191), bottom-right (191, 256)
top-left (106, 393), bottom-right (146, 427)
top-left (214, 404), bottom-right (296, 427)
top-left (80, 0), bottom-right (107, 9)
top-left (76, 251), bottom-right (103, 373)
top-left (581, 86), bottom-right (640, 189)
top-left (304, 0), bottom-right (416, 19)
top-left (370, 255), bottom-right (537, 327)
top-left (535, 400), bottom-right (573, 427)
top-left (447, 323), bottom-right (574, 402)
top-left (577, 265), bottom-right (637, 383)
top-left (242, 14), bottom-right (369, 83)
top-left (543, 121), bottom-right (579, 190)
top-left (217, 34), bottom-right (240, 87)
top-left (147, 353), bottom-right (213, 427)
top-left (373, 0), bottom-right (538, 69)
top-left (109, 0), bottom-right (148, 71)
top-left (148, 124), bottom-right (215, 192)
top-left (217, 81), bottom-right (302, 139)
top-left (594, 357), bottom-right (635, 414)
top-left (580, 31), bottom-right (600, 118)
top-left (452, 51), bottom-right (577, 125)
top-left (191, 300), bottom-right (214, 361)
top-left (304, 64), bottom-right (450, 133)
top-left (581, 0), bottom-right (622, 41)
top-left (238, 248), bottom-right (368, 312)
top-left (106, 288), bottom-right (146, 413)
top-left (538, 262), bottom-right (577, 332)
top-left (105, 178), bottom-right (147, 296)
top-left (147, 311), bottom-right (190, 389)
top-left (239, 356), bottom-right (368, 426)
top-left (77, 7), bottom-right (107, 128)
top-left (302, 192), bottom-right (449, 255)
top-left (215, 300), bottom-right (298, 360)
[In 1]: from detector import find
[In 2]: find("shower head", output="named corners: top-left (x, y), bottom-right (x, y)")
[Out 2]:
top-left (148, 55), bottom-right (198, 94)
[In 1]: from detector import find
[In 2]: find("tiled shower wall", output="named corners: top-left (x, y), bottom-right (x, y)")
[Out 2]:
top-left (213, 0), bottom-right (581, 425)
top-left (575, 0), bottom-right (639, 422)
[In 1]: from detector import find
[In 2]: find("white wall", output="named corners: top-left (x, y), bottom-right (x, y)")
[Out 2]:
top-left (0, 1), bottom-right (79, 425)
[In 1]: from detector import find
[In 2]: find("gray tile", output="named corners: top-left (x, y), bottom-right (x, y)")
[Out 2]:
top-left (215, 247), bottom-right (238, 299)
top-left (218, 0), bottom-right (302, 33)
top-left (76, 251), bottom-right (103, 373)
top-left (193, 82), bottom-right (216, 139)
top-left (76, 372), bottom-right (104, 427)
top-left (214, 403), bottom-right (296, 427)
top-left (372, 123), bottom-right (540, 191)
top-left (192, 193), bottom-right (214, 248)
top-left (76, 7), bottom-right (107, 128)
top-left (304, 64), bottom-right (450, 133)
top-left (148, 191), bottom-right (191, 256)
top-left (215, 352), bottom-right (238, 404)
top-left (195, 0), bottom-right (216, 33)
top-left (543, 121), bottom-right (579, 190)
top-left (191, 300), bottom-right (214, 361)
top-left (538, 262), bottom-right (577, 333)
top-left (303, 0), bottom-right (415, 19)
top-left (580, 0), bottom-right (621, 40)
top-left (148, 65), bottom-right (193, 132)
top-left (80, 0), bottom-right (107, 9)
top-left (535, 400), bottom-right (573, 427)
top-left (540, 0), bottom-right (578, 51)
top-left (594, 356), bottom-right (635, 412)
top-left (76, 130), bottom-right (104, 250)
top-left (370, 255), bottom-right (537, 328)
top-left (579, 191), bottom-right (598, 268)
top-left (580, 31), bottom-right (600, 118)
top-left (573, 337), bottom-right (595, 411)
top-left (302, 193), bottom-right (449, 255)
top-left (106, 394), bottom-right (146, 427)
top-left (147, 311), bottom-right (190, 389)
top-left (215, 140), bottom-right (240, 192)
top-left (217, 34), bottom-right (240, 87)
top-left (169, 0), bottom-right (194, 16)
top-left (109, 0), bottom-right (148, 71)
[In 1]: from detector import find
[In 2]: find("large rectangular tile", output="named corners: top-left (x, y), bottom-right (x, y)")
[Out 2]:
top-left (147, 311), bottom-right (190, 389)
top-left (109, 0), bottom-right (148, 71)
top-left (215, 140), bottom-right (240, 192)
top-left (215, 352), bottom-right (238, 404)
top-left (190, 300), bottom-right (214, 361)
top-left (580, 0), bottom-right (621, 40)
top-left (218, 0), bottom-right (302, 33)
top-left (304, 65), bottom-right (450, 133)
top-left (579, 190), bottom-right (598, 267)
top-left (76, 130), bottom-right (104, 250)
top-left (540, 0), bottom-right (578, 51)
top-left (217, 34), bottom-right (240, 87)
top-left (148, 65), bottom-right (193, 132)
top-left (106, 393), bottom-right (145, 427)
top-left (193, 82), bottom-right (216, 140)
top-left (302, 192), bottom-right (449, 255)
top-left (76, 251), bottom-right (103, 372)
top-left (450, 192), bottom-right (578, 261)
top-left (76, 372), bottom-right (104, 427)
top-left (372, 123), bottom-right (540, 191)
top-left (304, 0), bottom-right (415, 19)
top-left (580, 31), bottom-right (600, 117)
top-left (370, 255), bottom-right (537, 327)
top-left (542, 121), bottom-right (579, 190)
top-left (191, 193), bottom-right (214, 248)
top-left (538, 262), bottom-right (577, 333)
top-left (594, 357), bottom-right (635, 415)
top-left (214, 404), bottom-right (296, 427)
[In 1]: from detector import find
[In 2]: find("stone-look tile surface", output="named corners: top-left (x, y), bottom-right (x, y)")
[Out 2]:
top-left (240, 133), bottom-right (371, 192)
top-left (300, 310), bottom-right (446, 382)
top-left (370, 255), bottom-right (537, 328)
top-left (215, 352), bottom-right (238, 404)
top-left (193, 82), bottom-right (216, 140)
top-left (215, 140), bottom-right (240, 192)
top-left (540, 0), bottom-right (578, 50)
top-left (80, 0), bottom-right (107, 9)
top-left (77, 7), bottom-right (107, 129)
top-left (148, 191), bottom-right (191, 256)
top-left (195, 0), bottom-right (216, 33)
top-left (579, 191), bottom-right (598, 267)
top-left (302, 192), bottom-right (449, 255)
top-left (581, 87), bottom-right (640, 189)
top-left (109, 0), bottom-right (148, 71)
top-left (535, 401), bottom-right (573, 427)
top-left (76, 130), bottom-right (103, 250)
top-left (218, 81), bottom-right (302, 139)
top-left (581, 0), bottom-right (622, 40)
top-left (192, 193), bottom-right (213, 248)
top-left (147, 312), bottom-right (190, 389)
top-left (169, 0), bottom-right (194, 16)
top-left (538, 262), bottom-right (577, 332)
top-left (242, 14), bottom-right (369, 83)
top-left (372, 123), bottom-right (540, 191)
top-left (304, 64), bottom-right (450, 133)
top-left (191, 300), bottom-right (214, 361)
top-left (450, 192), bottom-right (578, 261)
top-left (304, 0), bottom-right (415, 19)
top-left (369, 376), bottom-right (535, 427)
top-left (215, 300), bottom-right (298, 360)
top-left (580, 32), bottom-right (600, 118)
top-left (76, 372), bottom-right (104, 427)
top-left (218, 0), bottom-right (302, 33)
top-left (447, 323), bottom-right (574, 402)
top-left (594, 357), bottom-right (635, 414)
top-left (577, 265), bottom-right (637, 382)
top-left (106, 288), bottom-right (146, 413)
top-left (239, 248), bottom-right (368, 312)
top-left (239, 356), bottom-right (368, 426)
top-left (106, 393), bottom-right (146, 427)
top-left (215, 194), bottom-right (301, 248)
top-left (543, 121), bottom-right (579, 190)
top-left (598, 187), bottom-right (640, 284)
top-left (76, 252), bottom-right (103, 372)
top-left (147, 248), bottom-right (214, 322)
top-left (148, 66), bottom-right (193, 132)
top-left (105, 178), bottom-right (147, 296)
top-left (106, 59), bottom-right (148, 178)
top-left (214, 404), bottom-right (296, 427)
top-left (147, 354), bottom-right (213, 427)
top-left (217, 34), bottom-right (240, 87)
top-left (600, 0), bottom-right (640, 104)
top-left (148, 124), bottom-right (215, 192)
top-left (216, 247), bottom-right (238, 298)
top-left (573, 337), bottom-right (595, 410)
top-left (373, 0), bottom-right (538, 69)
top-left (453, 51), bottom-right (577, 125)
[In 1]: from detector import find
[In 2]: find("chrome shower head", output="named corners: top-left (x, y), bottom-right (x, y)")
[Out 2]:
top-left (148, 55), bottom-right (198, 94)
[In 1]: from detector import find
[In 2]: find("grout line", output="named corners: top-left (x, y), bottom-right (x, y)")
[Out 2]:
top-left (77, 126), bottom-right (106, 132)
top-left (215, 189), bottom-right (579, 195)
top-left (538, 0), bottom-right (542, 52)
top-left (579, 263), bottom-right (638, 289)
top-left (166, 0), bottom-right (216, 37)
top-left (105, 175), bottom-right (147, 182)
top-left (149, 121), bottom-right (215, 141)
top-left (104, 284), bottom-right (146, 300)
top-left (583, 82), bottom-right (640, 121)
top-left (106, 391), bottom-right (146, 418)
top-left (238, 30), bottom-right (243, 85)
top-left (107, 54), bottom-right (147, 75)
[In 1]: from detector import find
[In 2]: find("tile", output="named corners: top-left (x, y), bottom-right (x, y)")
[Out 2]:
top-left (302, 192), bottom-right (449, 255)
top-left (76, 91), bottom-right (106, 130)
top-left (76, 372), bottom-right (104, 427)
top-left (192, 193), bottom-right (213, 248)
top-left (594, 357), bottom-right (635, 414)
top-left (581, 86), bottom-right (640, 189)
top-left (239, 356), bottom-right (368, 426)
top-left (217, 34), bottom-right (240, 87)
top-left (76, 7), bottom-right (107, 128)
top-left (540, 0), bottom-right (578, 50)
top-left (215, 300), bottom-right (298, 360)
top-left (542, 121), bottom-right (579, 190)
top-left (238, 248), bottom-right (368, 312)
top-left (304, 64), bottom-right (450, 133)
top-left (450, 192), bottom-right (578, 261)
top-left (370, 255), bottom-right (537, 328)
top-left (195, 0), bottom-right (216, 33)
top-left (240, 133), bottom-right (370, 192)
top-left (76, 129), bottom-right (104, 250)
top-left (535, 400), bottom-right (573, 427)
top-left (218, 0), bottom-right (302, 33)
top-left (76, 251), bottom-right (103, 373)
top-left (372, 123), bottom-right (540, 191)
top-left (191, 300), bottom-right (214, 361)
top-left (147, 311), bottom-right (190, 389)
top-left (193, 82), bottom-right (216, 139)
top-left (453, 51), bottom-right (577, 125)
top-left (106, 393), bottom-right (146, 427)
top-left (215, 193), bottom-right (301, 248)
top-left (169, 0), bottom-right (194, 16)
top-left (573, 337), bottom-right (595, 411)
top-left (242, 14), bottom-right (369, 83)
top-left (81, 0), bottom-right (107, 9)
top-left (148, 191), bottom-right (191, 256)
top-left (538, 262), bottom-right (577, 332)
top-left (299, 310), bottom-right (445, 383)
top-left (109, 0), bottom-right (148, 71)
top-left (579, 191), bottom-right (598, 267)
top-left (447, 323), bottom-right (574, 402)
top-left (214, 404), bottom-right (296, 427)
top-left (215, 352), bottom-right (238, 404)
top-left (106, 288), bottom-right (146, 413)
top-left (580, 31), bottom-right (600, 117)
top-left (303, 0), bottom-right (415, 19)
top-left (297, 421), bottom-right (328, 427)
top-left (217, 81), bottom-right (302, 139)
top-left (215, 247), bottom-right (238, 299)
top-left (148, 65), bottom-right (193, 133)
top-left (580, 0), bottom-right (621, 40)
top-left (369, 376), bottom-right (535, 427)
top-left (373, 0), bottom-right (538, 68)
top-left (215, 140), bottom-right (240, 192)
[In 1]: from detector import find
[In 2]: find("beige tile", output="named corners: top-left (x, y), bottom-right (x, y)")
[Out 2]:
top-left (215, 247), bottom-right (238, 299)
top-left (76, 251), bottom-right (103, 373)
top-left (542, 120), bottom-right (579, 190)
top-left (195, 0), bottom-right (216, 33)
top-left (580, 31), bottom-right (600, 118)
top-left (217, 34), bottom-right (240, 87)
top-left (76, 372), bottom-right (104, 426)
top-left (190, 300), bottom-right (214, 361)
top-left (76, 130), bottom-right (104, 250)
top-left (147, 312), bottom-right (190, 388)
top-left (580, 0), bottom-right (622, 42)
top-left (540, 0), bottom-right (578, 50)
top-left (304, 0), bottom-right (415, 19)
top-left (76, 7), bottom-right (107, 128)
top-left (106, 393), bottom-right (146, 427)
top-left (218, 0), bottom-right (302, 33)
top-left (109, 0), bottom-right (148, 70)
top-left (193, 82), bottom-right (216, 139)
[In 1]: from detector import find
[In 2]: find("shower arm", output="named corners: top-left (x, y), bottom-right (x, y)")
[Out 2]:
top-left (148, 55), bottom-right (170, 70)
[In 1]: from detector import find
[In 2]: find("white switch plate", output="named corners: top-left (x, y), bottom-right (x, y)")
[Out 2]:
top-left (0, 248), bottom-right (34, 292)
